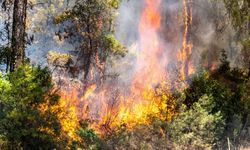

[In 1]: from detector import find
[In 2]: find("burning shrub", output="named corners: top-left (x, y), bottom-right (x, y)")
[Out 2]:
top-left (0, 65), bottom-right (62, 149)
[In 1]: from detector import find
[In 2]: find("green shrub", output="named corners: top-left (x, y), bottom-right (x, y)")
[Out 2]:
top-left (71, 121), bottom-right (105, 150)
top-left (0, 65), bottom-right (61, 149)
top-left (168, 95), bottom-right (225, 149)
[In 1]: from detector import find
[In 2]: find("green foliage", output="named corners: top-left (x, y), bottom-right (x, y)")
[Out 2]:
top-left (72, 121), bottom-right (103, 150)
top-left (242, 39), bottom-right (250, 49)
top-left (183, 62), bottom-right (250, 148)
top-left (168, 95), bottom-right (225, 149)
top-left (0, 65), bottom-right (61, 149)
top-left (104, 34), bottom-right (127, 57)
top-left (109, 0), bottom-right (120, 9)
top-left (71, 0), bottom-right (125, 55)
top-left (241, 39), bottom-right (250, 69)
top-left (240, 79), bottom-right (250, 114)
top-left (54, 10), bottom-right (72, 24)
top-left (222, 0), bottom-right (249, 69)
top-left (223, 0), bottom-right (250, 31)
top-left (47, 51), bottom-right (73, 67)
top-left (106, 125), bottom-right (170, 150)
top-left (184, 71), bottom-right (233, 114)
top-left (237, 79), bottom-right (250, 146)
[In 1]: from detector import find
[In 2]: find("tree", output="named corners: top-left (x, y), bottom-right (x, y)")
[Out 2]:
top-left (54, 0), bottom-right (126, 79)
top-left (9, 0), bottom-right (28, 72)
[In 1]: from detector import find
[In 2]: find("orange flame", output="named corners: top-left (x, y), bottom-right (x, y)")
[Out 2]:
top-left (110, 0), bottom-right (168, 129)
top-left (178, 0), bottom-right (195, 81)
top-left (51, 0), bottom-right (199, 138)
top-left (92, 0), bottom-right (170, 133)
top-left (133, 0), bottom-right (164, 90)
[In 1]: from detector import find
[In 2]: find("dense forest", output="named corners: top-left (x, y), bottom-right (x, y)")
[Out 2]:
top-left (0, 0), bottom-right (249, 149)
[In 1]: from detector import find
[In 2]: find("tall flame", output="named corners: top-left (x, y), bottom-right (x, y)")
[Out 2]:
top-left (53, 0), bottom-right (197, 137)
top-left (177, 0), bottom-right (194, 81)
top-left (89, 0), bottom-right (168, 133)
top-left (133, 0), bottom-right (163, 89)
top-left (99, 0), bottom-right (167, 131)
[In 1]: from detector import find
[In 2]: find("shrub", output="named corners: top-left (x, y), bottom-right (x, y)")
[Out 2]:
top-left (168, 95), bottom-right (225, 149)
top-left (0, 65), bottom-right (61, 149)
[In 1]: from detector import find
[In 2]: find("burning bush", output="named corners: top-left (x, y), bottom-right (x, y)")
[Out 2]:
top-left (0, 65), bottom-right (61, 149)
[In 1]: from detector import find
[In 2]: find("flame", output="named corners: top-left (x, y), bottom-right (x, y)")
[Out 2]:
top-left (39, 89), bottom-right (80, 144)
top-left (50, 0), bottom-right (199, 138)
top-left (178, 0), bottom-right (195, 81)
top-left (89, 0), bottom-right (171, 133)
top-left (131, 0), bottom-right (165, 92)
top-left (82, 84), bottom-right (97, 100)
top-left (106, 0), bottom-right (167, 129)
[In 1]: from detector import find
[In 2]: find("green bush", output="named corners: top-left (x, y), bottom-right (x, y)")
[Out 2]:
top-left (168, 95), bottom-right (225, 149)
top-left (0, 65), bottom-right (61, 149)
top-left (71, 121), bottom-right (105, 150)
top-left (183, 66), bottom-right (250, 148)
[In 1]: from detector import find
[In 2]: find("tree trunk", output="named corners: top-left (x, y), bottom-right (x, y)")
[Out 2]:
top-left (10, 0), bottom-right (27, 72)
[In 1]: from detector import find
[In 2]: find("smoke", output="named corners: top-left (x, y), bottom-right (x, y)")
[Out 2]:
top-left (114, 0), bottom-right (239, 82)
top-left (26, 0), bottom-right (76, 66)
top-left (20, 0), bottom-right (243, 132)
top-left (25, 0), bottom-right (240, 74)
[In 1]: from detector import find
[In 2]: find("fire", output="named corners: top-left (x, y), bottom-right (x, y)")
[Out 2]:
top-left (178, 0), bottom-right (195, 81)
top-left (39, 89), bottom-right (80, 143)
top-left (98, 0), bottom-right (168, 129)
top-left (139, 0), bottom-right (161, 31)
top-left (88, 0), bottom-right (170, 133)
top-left (133, 0), bottom-right (164, 90)
top-left (82, 84), bottom-right (97, 100)
top-left (52, 0), bottom-right (197, 138)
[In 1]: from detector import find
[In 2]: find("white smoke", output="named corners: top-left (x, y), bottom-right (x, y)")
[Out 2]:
top-left (26, 0), bottom-right (76, 66)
